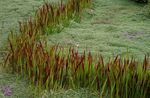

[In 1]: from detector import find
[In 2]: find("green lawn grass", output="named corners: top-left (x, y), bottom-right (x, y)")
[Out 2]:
top-left (45, 0), bottom-right (150, 60)
top-left (0, 72), bottom-right (98, 98)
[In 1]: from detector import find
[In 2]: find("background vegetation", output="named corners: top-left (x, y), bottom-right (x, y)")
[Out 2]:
top-left (132, 0), bottom-right (147, 3)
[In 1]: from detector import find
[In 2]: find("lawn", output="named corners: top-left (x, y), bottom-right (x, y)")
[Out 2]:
top-left (45, 0), bottom-right (150, 60)
top-left (0, 0), bottom-right (150, 98)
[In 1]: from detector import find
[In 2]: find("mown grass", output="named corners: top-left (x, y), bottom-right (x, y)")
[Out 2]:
top-left (0, 72), bottom-right (98, 98)
top-left (45, 0), bottom-right (150, 60)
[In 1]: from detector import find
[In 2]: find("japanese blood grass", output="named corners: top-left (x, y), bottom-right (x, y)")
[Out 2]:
top-left (3, 0), bottom-right (150, 97)
top-left (18, 0), bottom-right (92, 36)
top-left (4, 0), bottom-right (92, 91)
top-left (5, 34), bottom-right (150, 97)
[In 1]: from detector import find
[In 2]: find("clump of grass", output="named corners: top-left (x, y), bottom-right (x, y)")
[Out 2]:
top-left (18, 0), bottom-right (92, 35)
top-left (5, 35), bottom-right (150, 97)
